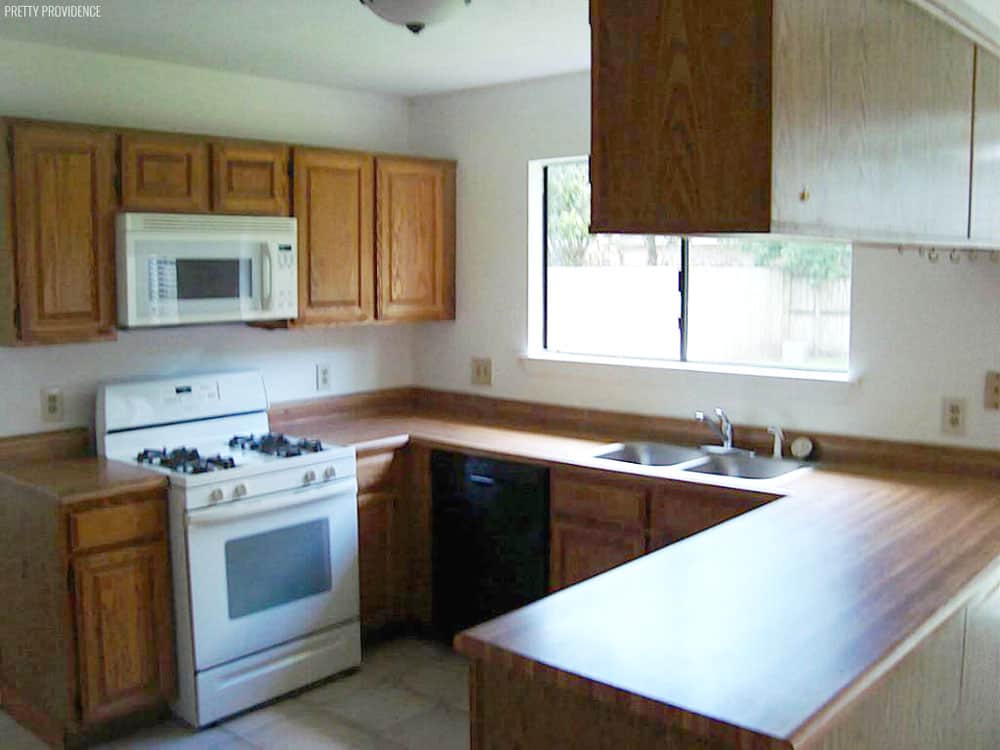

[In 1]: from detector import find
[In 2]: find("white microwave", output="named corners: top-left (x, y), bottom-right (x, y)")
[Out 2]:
top-left (116, 213), bottom-right (298, 328)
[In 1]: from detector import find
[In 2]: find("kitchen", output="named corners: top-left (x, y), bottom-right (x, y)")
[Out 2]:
top-left (0, 1), bottom-right (998, 749)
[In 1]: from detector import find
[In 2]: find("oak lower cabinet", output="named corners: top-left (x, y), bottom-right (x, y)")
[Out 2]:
top-left (0, 482), bottom-right (175, 748)
top-left (375, 157), bottom-right (456, 322)
top-left (119, 133), bottom-right (210, 213)
top-left (592, 0), bottom-right (976, 241)
top-left (3, 120), bottom-right (117, 344)
top-left (549, 468), bottom-right (648, 590)
top-left (648, 484), bottom-right (776, 551)
top-left (293, 148), bottom-right (375, 325)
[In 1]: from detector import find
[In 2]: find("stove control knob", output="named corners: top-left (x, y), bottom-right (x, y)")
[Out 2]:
top-left (324, 466), bottom-right (336, 480)
top-left (233, 484), bottom-right (248, 498)
top-left (304, 470), bottom-right (317, 484)
top-left (209, 488), bottom-right (224, 503)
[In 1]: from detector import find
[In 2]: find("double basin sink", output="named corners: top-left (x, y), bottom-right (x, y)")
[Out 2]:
top-left (594, 441), bottom-right (805, 480)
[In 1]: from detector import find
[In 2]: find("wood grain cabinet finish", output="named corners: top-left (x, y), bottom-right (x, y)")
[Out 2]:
top-left (590, 0), bottom-right (773, 234)
top-left (72, 540), bottom-right (174, 726)
top-left (971, 49), bottom-right (1000, 241)
top-left (11, 122), bottom-right (117, 344)
top-left (648, 485), bottom-right (773, 550)
top-left (550, 522), bottom-right (646, 591)
top-left (592, 0), bottom-right (976, 241)
top-left (120, 133), bottom-right (210, 213)
top-left (293, 147), bottom-right (375, 324)
top-left (358, 490), bottom-right (397, 629)
top-left (375, 157), bottom-right (456, 322)
top-left (211, 141), bottom-right (289, 215)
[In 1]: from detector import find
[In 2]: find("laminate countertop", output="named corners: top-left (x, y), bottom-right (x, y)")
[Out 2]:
top-left (293, 414), bottom-right (1000, 749)
top-left (0, 456), bottom-right (167, 505)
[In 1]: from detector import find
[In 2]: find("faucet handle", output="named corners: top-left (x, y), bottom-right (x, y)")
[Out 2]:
top-left (694, 410), bottom-right (707, 422)
top-left (767, 426), bottom-right (785, 459)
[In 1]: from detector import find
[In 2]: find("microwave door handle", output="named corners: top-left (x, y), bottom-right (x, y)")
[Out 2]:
top-left (260, 242), bottom-right (274, 310)
top-left (185, 478), bottom-right (357, 528)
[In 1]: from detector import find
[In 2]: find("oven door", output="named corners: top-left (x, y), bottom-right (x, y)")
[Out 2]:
top-left (184, 477), bottom-right (359, 672)
top-left (128, 238), bottom-right (279, 326)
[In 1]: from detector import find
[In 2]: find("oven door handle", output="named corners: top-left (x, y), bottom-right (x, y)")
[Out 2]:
top-left (185, 478), bottom-right (356, 527)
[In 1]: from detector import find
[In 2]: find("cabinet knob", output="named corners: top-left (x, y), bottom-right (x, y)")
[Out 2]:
top-left (304, 470), bottom-right (317, 484)
top-left (209, 488), bottom-right (224, 503)
top-left (233, 484), bottom-right (248, 498)
top-left (324, 466), bottom-right (336, 480)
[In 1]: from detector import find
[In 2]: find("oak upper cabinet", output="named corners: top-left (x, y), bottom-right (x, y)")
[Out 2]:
top-left (375, 156), bottom-right (456, 322)
top-left (592, 0), bottom-right (976, 241)
top-left (10, 121), bottom-right (117, 344)
top-left (293, 148), bottom-right (375, 324)
top-left (971, 49), bottom-right (1000, 242)
top-left (549, 469), bottom-right (648, 591)
top-left (120, 133), bottom-right (210, 213)
top-left (73, 541), bottom-right (174, 725)
top-left (211, 141), bottom-right (289, 215)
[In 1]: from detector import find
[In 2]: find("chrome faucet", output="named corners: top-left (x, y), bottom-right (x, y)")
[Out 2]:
top-left (695, 408), bottom-right (734, 450)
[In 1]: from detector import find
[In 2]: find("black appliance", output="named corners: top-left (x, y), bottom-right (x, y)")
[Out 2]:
top-left (431, 451), bottom-right (550, 639)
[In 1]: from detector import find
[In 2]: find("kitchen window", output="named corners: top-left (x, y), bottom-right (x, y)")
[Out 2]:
top-left (539, 158), bottom-right (852, 374)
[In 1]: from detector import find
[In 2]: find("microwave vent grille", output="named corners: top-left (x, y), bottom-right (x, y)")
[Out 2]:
top-left (125, 213), bottom-right (296, 235)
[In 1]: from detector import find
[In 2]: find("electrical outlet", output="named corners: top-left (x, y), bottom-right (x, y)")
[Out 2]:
top-left (985, 371), bottom-right (1000, 410)
top-left (941, 397), bottom-right (967, 436)
top-left (471, 357), bottom-right (493, 386)
top-left (40, 387), bottom-right (63, 423)
top-left (315, 364), bottom-right (333, 393)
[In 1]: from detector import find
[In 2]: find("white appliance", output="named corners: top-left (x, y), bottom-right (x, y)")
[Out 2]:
top-left (96, 371), bottom-right (360, 727)
top-left (116, 213), bottom-right (299, 328)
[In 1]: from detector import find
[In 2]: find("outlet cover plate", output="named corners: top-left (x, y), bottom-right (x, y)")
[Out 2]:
top-left (41, 387), bottom-right (63, 423)
top-left (941, 397), bottom-right (967, 436)
top-left (985, 372), bottom-right (1000, 410)
top-left (316, 364), bottom-right (333, 392)
top-left (471, 357), bottom-right (493, 386)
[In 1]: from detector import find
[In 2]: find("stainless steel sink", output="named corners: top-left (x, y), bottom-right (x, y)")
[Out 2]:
top-left (682, 453), bottom-right (803, 480)
top-left (594, 442), bottom-right (706, 467)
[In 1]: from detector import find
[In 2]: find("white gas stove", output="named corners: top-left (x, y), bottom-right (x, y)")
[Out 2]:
top-left (97, 371), bottom-right (361, 727)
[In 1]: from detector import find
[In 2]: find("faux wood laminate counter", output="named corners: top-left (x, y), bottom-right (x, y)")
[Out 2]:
top-left (0, 456), bottom-right (167, 505)
top-left (286, 413), bottom-right (1000, 749)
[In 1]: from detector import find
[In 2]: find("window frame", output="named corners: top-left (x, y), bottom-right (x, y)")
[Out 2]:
top-left (532, 157), bottom-right (854, 378)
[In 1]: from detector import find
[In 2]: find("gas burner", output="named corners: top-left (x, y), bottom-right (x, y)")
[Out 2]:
top-left (138, 447), bottom-right (237, 474)
top-left (228, 433), bottom-right (324, 458)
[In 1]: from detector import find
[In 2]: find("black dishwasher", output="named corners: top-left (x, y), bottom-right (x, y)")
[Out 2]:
top-left (431, 451), bottom-right (549, 639)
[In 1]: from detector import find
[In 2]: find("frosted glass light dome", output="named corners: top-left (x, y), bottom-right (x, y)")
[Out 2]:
top-left (360, 0), bottom-right (470, 34)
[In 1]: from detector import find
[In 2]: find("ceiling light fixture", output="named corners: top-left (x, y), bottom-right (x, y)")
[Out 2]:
top-left (360, 0), bottom-right (471, 35)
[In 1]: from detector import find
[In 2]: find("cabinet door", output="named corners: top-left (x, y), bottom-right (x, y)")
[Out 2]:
top-left (120, 133), bottom-right (210, 213)
top-left (358, 490), bottom-right (396, 629)
top-left (212, 141), bottom-right (289, 215)
top-left (550, 521), bottom-right (645, 591)
top-left (590, 0), bottom-right (772, 234)
top-left (972, 50), bottom-right (1000, 241)
top-left (294, 148), bottom-right (374, 324)
top-left (12, 122), bottom-right (116, 344)
top-left (772, 0), bottom-right (974, 239)
top-left (73, 541), bottom-right (175, 725)
top-left (649, 487), bottom-right (767, 551)
top-left (375, 157), bottom-right (455, 321)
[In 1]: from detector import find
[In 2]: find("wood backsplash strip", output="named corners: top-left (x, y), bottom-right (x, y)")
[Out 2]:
top-left (0, 428), bottom-right (91, 465)
top-left (268, 386), bottom-right (420, 428)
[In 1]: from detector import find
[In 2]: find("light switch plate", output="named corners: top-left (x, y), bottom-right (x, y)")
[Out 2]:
top-left (471, 357), bottom-right (492, 386)
top-left (985, 372), bottom-right (1000, 410)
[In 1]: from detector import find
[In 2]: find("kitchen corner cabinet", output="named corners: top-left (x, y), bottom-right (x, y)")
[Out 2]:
top-left (211, 141), bottom-right (289, 216)
top-left (293, 148), bottom-right (375, 325)
top-left (648, 484), bottom-right (774, 551)
top-left (375, 157), bottom-right (456, 322)
top-left (592, 0), bottom-right (975, 241)
top-left (5, 121), bottom-right (117, 344)
top-left (120, 132), bottom-right (210, 213)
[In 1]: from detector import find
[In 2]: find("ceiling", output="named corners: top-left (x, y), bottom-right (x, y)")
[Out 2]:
top-left (0, 0), bottom-right (590, 97)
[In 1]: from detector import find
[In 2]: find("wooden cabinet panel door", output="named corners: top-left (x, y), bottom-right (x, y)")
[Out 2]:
top-left (649, 488), bottom-right (765, 551)
top-left (590, 0), bottom-right (772, 234)
top-left (358, 490), bottom-right (396, 629)
top-left (212, 142), bottom-right (289, 215)
top-left (550, 522), bottom-right (645, 591)
top-left (73, 541), bottom-right (174, 725)
top-left (13, 123), bottom-right (116, 343)
top-left (120, 133), bottom-right (210, 212)
top-left (375, 157), bottom-right (455, 321)
top-left (294, 148), bottom-right (374, 324)
top-left (772, 0), bottom-right (974, 239)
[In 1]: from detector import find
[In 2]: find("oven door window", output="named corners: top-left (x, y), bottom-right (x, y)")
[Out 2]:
top-left (224, 518), bottom-right (332, 619)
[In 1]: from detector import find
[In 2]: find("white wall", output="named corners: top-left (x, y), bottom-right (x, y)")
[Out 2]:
top-left (0, 39), bottom-right (416, 437)
top-left (409, 73), bottom-right (1000, 450)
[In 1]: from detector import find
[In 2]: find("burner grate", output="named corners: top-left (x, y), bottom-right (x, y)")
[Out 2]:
top-left (228, 433), bottom-right (324, 457)
top-left (137, 447), bottom-right (237, 474)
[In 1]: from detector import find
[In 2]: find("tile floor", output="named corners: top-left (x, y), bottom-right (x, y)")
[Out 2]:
top-left (0, 638), bottom-right (471, 750)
